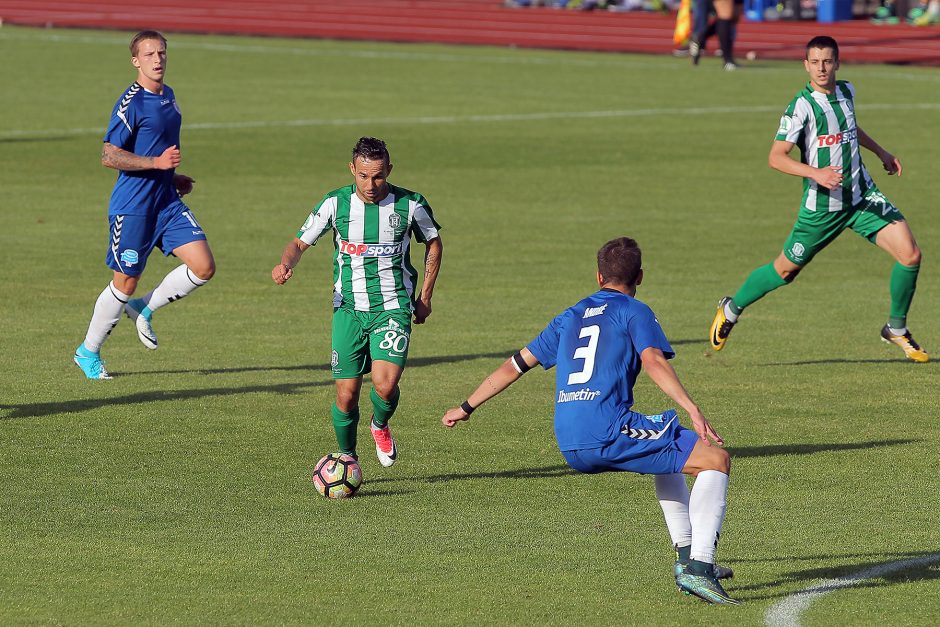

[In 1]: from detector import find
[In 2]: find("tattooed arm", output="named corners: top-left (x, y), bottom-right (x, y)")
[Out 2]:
top-left (414, 236), bottom-right (442, 324)
top-left (102, 142), bottom-right (181, 171)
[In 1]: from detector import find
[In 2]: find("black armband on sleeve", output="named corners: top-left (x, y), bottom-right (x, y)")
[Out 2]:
top-left (511, 351), bottom-right (532, 374)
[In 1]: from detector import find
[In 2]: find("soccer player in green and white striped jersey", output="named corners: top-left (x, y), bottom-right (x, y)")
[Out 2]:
top-left (272, 138), bottom-right (443, 465)
top-left (710, 36), bottom-right (927, 362)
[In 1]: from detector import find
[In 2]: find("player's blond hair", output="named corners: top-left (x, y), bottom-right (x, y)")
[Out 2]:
top-left (130, 30), bottom-right (167, 57)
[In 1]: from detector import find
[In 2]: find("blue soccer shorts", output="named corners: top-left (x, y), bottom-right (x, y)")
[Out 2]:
top-left (561, 409), bottom-right (699, 476)
top-left (105, 201), bottom-right (207, 276)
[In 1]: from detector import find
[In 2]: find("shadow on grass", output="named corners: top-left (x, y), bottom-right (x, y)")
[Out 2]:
top-left (366, 463), bottom-right (579, 485)
top-left (120, 350), bottom-right (516, 376)
top-left (761, 358), bottom-right (926, 366)
top-left (729, 438), bottom-right (918, 458)
top-left (2, 350), bottom-right (518, 420)
top-left (732, 551), bottom-right (940, 601)
top-left (0, 380), bottom-right (333, 420)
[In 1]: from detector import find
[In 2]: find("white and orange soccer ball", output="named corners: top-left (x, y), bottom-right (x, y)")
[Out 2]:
top-left (312, 453), bottom-right (363, 499)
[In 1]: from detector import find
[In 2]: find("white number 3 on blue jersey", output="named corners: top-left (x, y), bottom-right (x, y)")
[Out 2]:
top-left (567, 325), bottom-right (600, 385)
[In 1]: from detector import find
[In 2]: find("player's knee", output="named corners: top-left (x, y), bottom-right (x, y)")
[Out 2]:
top-left (189, 260), bottom-right (215, 281)
top-left (707, 447), bottom-right (731, 474)
top-left (334, 389), bottom-right (359, 411)
top-left (113, 275), bottom-right (139, 295)
top-left (901, 246), bottom-right (921, 267)
top-left (372, 381), bottom-right (397, 400)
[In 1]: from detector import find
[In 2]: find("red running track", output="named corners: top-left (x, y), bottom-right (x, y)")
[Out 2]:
top-left (1, 0), bottom-right (939, 65)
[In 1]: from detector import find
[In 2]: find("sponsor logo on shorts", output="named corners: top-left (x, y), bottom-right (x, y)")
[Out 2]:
top-left (816, 128), bottom-right (856, 147)
top-left (339, 239), bottom-right (403, 257)
top-left (331, 350), bottom-right (339, 369)
top-left (647, 413), bottom-right (664, 424)
top-left (865, 190), bottom-right (897, 216)
top-left (120, 249), bottom-right (139, 267)
top-left (583, 304), bottom-right (607, 319)
top-left (557, 388), bottom-right (601, 403)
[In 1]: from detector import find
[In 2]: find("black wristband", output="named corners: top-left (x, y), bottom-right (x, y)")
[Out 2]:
top-left (460, 400), bottom-right (475, 415)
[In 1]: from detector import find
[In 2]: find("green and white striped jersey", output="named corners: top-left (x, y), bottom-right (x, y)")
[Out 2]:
top-left (775, 80), bottom-right (875, 212)
top-left (297, 183), bottom-right (441, 312)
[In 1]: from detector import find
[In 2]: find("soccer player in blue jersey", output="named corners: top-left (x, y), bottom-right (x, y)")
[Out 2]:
top-left (442, 237), bottom-right (739, 605)
top-left (74, 30), bottom-right (216, 379)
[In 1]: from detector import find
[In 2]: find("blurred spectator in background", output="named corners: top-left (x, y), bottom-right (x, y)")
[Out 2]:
top-left (690, 0), bottom-right (740, 70)
top-left (916, 0), bottom-right (940, 23)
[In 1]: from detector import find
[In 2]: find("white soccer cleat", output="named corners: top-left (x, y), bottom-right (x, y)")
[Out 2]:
top-left (125, 298), bottom-right (158, 350)
top-left (370, 420), bottom-right (398, 467)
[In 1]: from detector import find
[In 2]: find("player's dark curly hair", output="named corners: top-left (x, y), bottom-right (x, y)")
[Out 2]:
top-left (130, 30), bottom-right (167, 57)
top-left (806, 35), bottom-right (839, 61)
top-left (597, 237), bottom-right (642, 287)
top-left (352, 137), bottom-right (390, 164)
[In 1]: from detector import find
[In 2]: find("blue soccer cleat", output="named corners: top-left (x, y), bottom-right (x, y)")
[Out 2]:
top-left (73, 344), bottom-right (112, 380)
top-left (676, 563), bottom-right (740, 605)
top-left (125, 298), bottom-right (158, 350)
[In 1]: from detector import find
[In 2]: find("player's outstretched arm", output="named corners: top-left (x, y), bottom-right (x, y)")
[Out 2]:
top-left (414, 236), bottom-right (443, 324)
top-left (272, 238), bottom-right (310, 285)
top-left (442, 347), bottom-right (540, 428)
top-left (640, 347), bottom-right (723, 445)
top-left (101, 142), bottom-right (180, 171)
top-left (857, 126), bottom-right (901, 176)
top-left (768, 139), bottom-right (843, 190)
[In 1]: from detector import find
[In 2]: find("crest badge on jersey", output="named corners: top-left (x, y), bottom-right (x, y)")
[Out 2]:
top-left (388, 213), bottom-right (402, 229)
top-left (791, 242), bottom-right (805, 262)
top-left (778, 115), bottom-right (792, 134)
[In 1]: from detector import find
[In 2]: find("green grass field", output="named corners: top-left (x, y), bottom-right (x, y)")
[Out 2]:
top-left (1, 25), bottom-right (939, 625)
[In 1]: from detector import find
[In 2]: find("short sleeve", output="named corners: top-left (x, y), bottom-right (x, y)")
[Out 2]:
top-left (411, 194), bottom-right (441, 243)
top-left (297, 195), bottom-right (336, 245)
top-left (627, 304), bottom-right (674, 360)
top-left (526, 311), bottom-right (566, 370)
top-left (103, 98), bottom-right (137, 149)
top-left (775, 102), bottom-right (806, 144)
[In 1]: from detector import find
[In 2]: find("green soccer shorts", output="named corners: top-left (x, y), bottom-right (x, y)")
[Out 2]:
top-left (782, 187), bottom-right (905, 266)
top-left (330, 307), bottom-right (412, 379)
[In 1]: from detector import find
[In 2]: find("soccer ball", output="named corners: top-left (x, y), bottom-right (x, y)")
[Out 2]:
top-left (312, 453), bottom-right (363, 499)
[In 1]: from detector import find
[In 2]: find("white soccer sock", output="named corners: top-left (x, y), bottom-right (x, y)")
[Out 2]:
top-left (654, 473), bottom-right (692, 548)
top-left (142, 264), bottom-right (209, 313)
top-left (689, 470), bottom-right (729, 564)
top-left (83, 281), bottom-right (130, 353)
top-left (724, 301), bottom-right (739, 323)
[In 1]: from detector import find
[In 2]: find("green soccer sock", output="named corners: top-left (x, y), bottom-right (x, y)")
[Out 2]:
top-left (731, 262), bottom-right (789, 310)
top-left (370, 386), bottom-right (400, 429)
top-left (888, 262), bottom-right (919, 329)
top-left (331, 403), bottom-right (360, 457)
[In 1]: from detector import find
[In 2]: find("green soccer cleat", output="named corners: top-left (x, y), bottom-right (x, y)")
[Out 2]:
top-left (677, 568), bottom-right (740, 605)
top-left (709, 296), bottom-right (736, 351)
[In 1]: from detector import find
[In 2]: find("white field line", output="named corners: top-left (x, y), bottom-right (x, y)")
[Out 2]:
top-left (3, 103), bottom-right (940, 140)
top-left (3, 28), bottom-right (940, 81)
top-left (764, 553), bottom-right (940, 627)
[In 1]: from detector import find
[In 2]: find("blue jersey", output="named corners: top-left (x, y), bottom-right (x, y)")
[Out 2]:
top-left (103, 83), bottom-right (181, 216)
top-left (527, 289), bottom-right (674, 452)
